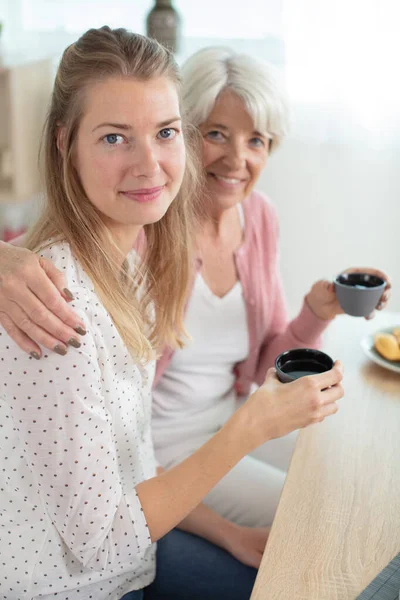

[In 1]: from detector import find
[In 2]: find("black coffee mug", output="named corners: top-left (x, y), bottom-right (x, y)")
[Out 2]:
top-left (275, 348), bottom-right (334, 383)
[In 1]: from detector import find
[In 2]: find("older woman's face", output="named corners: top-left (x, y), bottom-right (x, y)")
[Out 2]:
top-left (199, 90), bottom-right (269, 212)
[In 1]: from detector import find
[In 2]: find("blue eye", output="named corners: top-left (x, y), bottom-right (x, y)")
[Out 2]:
top-left (103, 134), bottom-right (124, 145)
top-left (158, 128), bottom-right (176, 140)
top-left (206, 131), bottom-right (224, 141)
top-left (250, 137), bottom-right (265, 147)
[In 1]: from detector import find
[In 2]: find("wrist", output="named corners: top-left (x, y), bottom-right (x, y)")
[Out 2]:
top-left (220, 520), bottom-right (241, 554)
top-left (225, 394), bottom-right (273, 455)
top-left (177, 502), bottom-right (239, 553)
top-left (305, 292), bottom-right (334, 321)
top-left (222, 406), bottom-right (258, 458)
top-left (305, 292), bottom-right (320, 318)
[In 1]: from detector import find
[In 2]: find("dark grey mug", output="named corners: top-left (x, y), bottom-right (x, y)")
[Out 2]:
top-left (334, 273), bottom-right (386, 317)
top-left (275, 348), bottom-right (334, 384)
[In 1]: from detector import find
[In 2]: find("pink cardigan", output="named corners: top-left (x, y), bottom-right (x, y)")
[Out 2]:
top-left (154, 190), bottom-right (330, 396)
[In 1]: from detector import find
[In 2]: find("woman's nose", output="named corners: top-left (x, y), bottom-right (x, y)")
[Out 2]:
top-left (129, 143), bottom-right (160, 178)
top-left (224, 143), bottom-right (246, 170)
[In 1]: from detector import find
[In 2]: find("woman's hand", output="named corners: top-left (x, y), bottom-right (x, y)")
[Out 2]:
top-left (0, 241), bottom-right (86, 357)
top-left (174, 494), bottom-right (269, 568)
top-left (306, 267), bottom-right (391, 321)
top-left (238, 363), bottom-right (344, 452)
top-left (224, 524), bottom-right (270, 569)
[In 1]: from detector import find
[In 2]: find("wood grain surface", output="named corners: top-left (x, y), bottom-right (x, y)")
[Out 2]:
top-left (251, 312), bottom-right (400, 600)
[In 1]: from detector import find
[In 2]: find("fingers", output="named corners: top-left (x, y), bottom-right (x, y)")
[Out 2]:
top-left (342, 266), bottom-right (392, 300)
top-left (314, 398), bottom-right (340, 422)
top-left (0, 247), bottom-right (87, 356)
top-left (253, 552), bottom-right (263, 569)
top-left (257, 527), bottom-right (271, 547)
top-left (0, 299), bottom-right (75, 356)
top-left (4, 271), bottom-right (86, 349)
top-left (246, 552), bottom-right (263, 569)
top-left (39, 257), bottom-right (73, 303)
top-left (264, 367), bottom-right (279, 384)
top-left (30, 258), bottom-right (85, 330)
top-left (374, 270), bottom-right (392, 288)
top-left (300, 360), bottom-right (343, 390)
top-left (365, 281), bottom-right (391, 317)
top-left (369, 291), bottom-right (391, 318)
top-left (299, 382), bottom-right (342, 427)
top-left (319, 381), bottom-right (344, 405)
top-left (376, 287), bottom-right (391, 311)
top-left (321, 279), bottom-right (335, 292)
top-left (0, 312), bottom-right (41, 357)
top-left (0, 252), bottom-right (86, 350)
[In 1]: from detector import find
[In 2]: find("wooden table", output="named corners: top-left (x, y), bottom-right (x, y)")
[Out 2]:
top-left (251, 312), bottom-right (400, 600)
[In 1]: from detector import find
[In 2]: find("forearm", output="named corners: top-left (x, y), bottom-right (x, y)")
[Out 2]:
top-left (137, 413), bottom-right (253, 543)
top-left (177, 502), bottom-right (236, 551)
top-left (155, 466), bottom-right (235, 550)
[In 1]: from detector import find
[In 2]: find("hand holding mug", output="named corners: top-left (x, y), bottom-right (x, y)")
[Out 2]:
top-left (306, 267), bottom-right (391, 321)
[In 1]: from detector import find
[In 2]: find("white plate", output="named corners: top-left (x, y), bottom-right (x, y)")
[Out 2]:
top-left (360, 327), bottom-right (400, 375)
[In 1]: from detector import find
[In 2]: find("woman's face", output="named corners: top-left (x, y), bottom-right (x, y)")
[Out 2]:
top-left (72, 76), bottom-right (186, 252)
top-left (199, 90), bottom-right (269, 213)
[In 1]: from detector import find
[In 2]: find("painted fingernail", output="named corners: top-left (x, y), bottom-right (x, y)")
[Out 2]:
top-left (63, 288), bottom-right (74, 300)
top-left (74, 326), bottom-right (87, 336)
top-left (54, 344), bottom-right (67, 356)
top-left (30, 351), bottom-right (41, 360)
top-left (68, 337), bottom-right (81, 348)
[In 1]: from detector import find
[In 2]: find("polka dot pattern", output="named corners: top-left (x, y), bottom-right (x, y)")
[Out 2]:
top-left (0, 242), bottom-right (156, 599)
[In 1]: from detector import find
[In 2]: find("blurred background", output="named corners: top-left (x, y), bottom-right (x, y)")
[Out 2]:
top-left (0, 0), bottom-right (398, 313)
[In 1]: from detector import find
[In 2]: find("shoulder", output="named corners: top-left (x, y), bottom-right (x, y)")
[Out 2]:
top-left (38, 240), bottom-right (95, 295)
top-left (37, 241), bottom-right (99, 328)
top-left (242, 189), bottom-right (280, 238)
top-left (35, 243), bottom-right (123, 362)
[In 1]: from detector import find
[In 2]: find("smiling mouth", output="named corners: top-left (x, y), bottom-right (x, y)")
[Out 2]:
top-left (209, 174), bottom-right (246, 185)
top-left (120, 185), bottom-right (166, 203)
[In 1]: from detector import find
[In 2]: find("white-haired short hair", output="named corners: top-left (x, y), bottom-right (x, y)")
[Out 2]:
top-left (181, 46), bottom-right (289, 152)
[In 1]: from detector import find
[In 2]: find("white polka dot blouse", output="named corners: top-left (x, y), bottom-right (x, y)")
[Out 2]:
top-left (0, 242), bottom-right (157, 599)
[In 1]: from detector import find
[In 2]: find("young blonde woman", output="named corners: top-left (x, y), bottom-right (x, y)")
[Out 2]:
top-left (0, 45), bottom-right (390, 540)
top-left (0, 28), bottom-right (345, 600)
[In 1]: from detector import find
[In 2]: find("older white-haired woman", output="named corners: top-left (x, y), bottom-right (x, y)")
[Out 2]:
top-left (0, 46), bottom-right (390, 571)
top-left (151, 45), bottom-right (390, 525)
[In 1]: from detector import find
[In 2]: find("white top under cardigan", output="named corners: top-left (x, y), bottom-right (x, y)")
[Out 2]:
top-left (152, 205), bottom-right (249, 468)
top-left (0, 242), bottom-right (156, 600)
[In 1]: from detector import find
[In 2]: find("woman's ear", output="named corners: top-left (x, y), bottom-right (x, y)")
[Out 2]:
top-left (56, 123), bottom-right (66, 155)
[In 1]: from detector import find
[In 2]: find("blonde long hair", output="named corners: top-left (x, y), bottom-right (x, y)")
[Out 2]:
top-left (26, 27), bottom-right (202, 361)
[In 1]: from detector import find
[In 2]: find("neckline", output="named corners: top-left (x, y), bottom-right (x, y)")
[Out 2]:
top-left (196, 273), bottom-right (242, 302)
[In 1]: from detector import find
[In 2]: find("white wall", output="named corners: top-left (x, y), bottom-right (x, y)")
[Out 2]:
top-left (260, 131), bottom-right (399, 314)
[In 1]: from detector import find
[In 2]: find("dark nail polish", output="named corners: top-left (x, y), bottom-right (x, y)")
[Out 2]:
top-left (54, 344), bottom-right (67, 356)
top-left (74, 326), bottom-right (87, 336)
top-left (63, 288), bottom-right (74, 300)
top-left (30, 351), bottom-right (41, 360)
top-left (68, 338), bottom-right (81, 348)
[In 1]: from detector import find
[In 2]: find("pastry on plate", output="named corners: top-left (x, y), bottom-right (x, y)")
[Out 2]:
top-left (374, 329), bottom-right (400, 361)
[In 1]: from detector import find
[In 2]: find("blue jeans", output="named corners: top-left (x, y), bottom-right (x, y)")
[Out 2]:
top-left (122, 528), bottom-right (257, 600)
